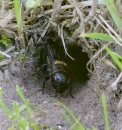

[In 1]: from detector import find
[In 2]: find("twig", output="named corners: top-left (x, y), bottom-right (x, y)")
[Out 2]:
top-left (51, 0), bottom-right (62, 22)
top-left (86, 42), bottom-right (112, 74)
top-left (98, 14), bottom-right (122, 43)
top-left (94, 8), bottom-right (108, 32)
top-left (85, 0), bottom-right (98, 22)
top-left (37, 22), bottom-right (50, 44)
top-left (0, 59), bottom-right (12, 66)
top-left (95, 16), bottom-right (122, 47)
top-left (4, 46), bottom-right (15, 54)
top-left (0, 1), bottom-right (4, 17)
top-left (117, 97), bottom-right (122, 111)
top-left (44, 1), bottom-right (104, 14)
top-left (0, 50), bottom-right (11, 58)
top-left (60, 25), bottom-right (74, 60)
top-left (110, 71), bottom-right (122, 91)
top-left (72, 0), bottom-right (84, 33)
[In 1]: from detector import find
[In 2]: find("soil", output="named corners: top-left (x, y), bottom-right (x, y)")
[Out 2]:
top-left (0, 49), bottom-right (122, 130)
top-left (1, 0), bottom-right (122, 129)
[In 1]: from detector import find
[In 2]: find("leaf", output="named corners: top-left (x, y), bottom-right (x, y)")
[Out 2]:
top-left (25, 0), bottom-right (53, 8)
top-left (13, 0), bottom-right (23, 31)
top-left (105, 46), bottom-right (122, 70)
top-left (79, 33), bottom-right (114, 42)
top-left (25, 0), bottom-right (36, 8)
top-left (103, 58), bottom-right (117, 70)
top-left (104, 0), bottom-right (121, 29)
top-left (102, 94), bottom-right (109, 130)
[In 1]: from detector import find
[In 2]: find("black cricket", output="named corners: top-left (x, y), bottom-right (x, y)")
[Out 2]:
top-left (39, 39), bottom-right (74, 98)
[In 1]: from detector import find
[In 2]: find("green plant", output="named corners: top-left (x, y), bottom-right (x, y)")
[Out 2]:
top-left (13, 0), bottom-right (23, 32)
top-left (79, 0), bottom-right (122, 73)
top-left (0, 85), bottom-right (111, 130)
top-left (25, 0), bottom-right (53, 8)
top-left (0, 53), bottom-right (4, 61)
top-left (17, 54), bottom-right (29, 61)
top-left (0, 34), bottom-right (11, 47)
top-left (104, 0), bottom-right (121, 29)
top-left (0, 85), bottom-right (52, 130)
top-left (102, 94), bottom-right (109, 130)
top-left (105, 46), bottom-right (122, 70)
top-left (79, 0), bottom-right (122, 42)
top-left (0, 86), bottom-right (37, 130)
top-left (54, 93), bottom-right (110, 130)
top-left (25, 0), bottom-right (40, 8)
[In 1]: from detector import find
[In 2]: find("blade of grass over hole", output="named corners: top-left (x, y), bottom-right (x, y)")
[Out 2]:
top-left (104, 0), bottom-right (121, 29)
top-left (102, 94), bottom-right (109, 130)
top-left (79, 33), bottom-right (114, 42)
top-left (105, 46), bottom-right (122, 70)
top-left (53, 99), bottom-right (85, 130)
top-left (13, 0), bottom-right (23, 31)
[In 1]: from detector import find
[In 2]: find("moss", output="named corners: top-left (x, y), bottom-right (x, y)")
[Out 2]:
top-left (0, 34), bottom-right (11, 47)
top-left (0, 54), bottom-right (4, 61)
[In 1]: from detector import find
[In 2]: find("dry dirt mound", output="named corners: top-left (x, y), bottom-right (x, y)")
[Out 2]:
top-left (0, 58), bottom-right (122, 130)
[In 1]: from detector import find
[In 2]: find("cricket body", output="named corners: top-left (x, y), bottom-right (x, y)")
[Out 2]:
top-left (39, 41), bottom-right (73, 98)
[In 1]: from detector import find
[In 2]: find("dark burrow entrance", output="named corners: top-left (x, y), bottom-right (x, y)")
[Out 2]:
top-left (26, 32), bottom-right (90, 97)
top-left (66, 44), bottom-right (89, 82)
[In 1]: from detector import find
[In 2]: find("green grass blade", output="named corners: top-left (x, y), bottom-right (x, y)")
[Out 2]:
top-left (30, 104), bottom-right (46, 112)
top-left (16, 85), bottom-right (33, 119)
top-left (13, 0), bottom-right (23, 31)
top-left (53, 99), bottom-right (85, 130)
top-left (0, 100), bottom-right (13, 117)
top-left (25, 0), bottom-right (40, 8)
top-left (0, 89), bottom-right (13, 117)
top-left (62, 112), bottom-right (74, 126)
top-left (0, 88), bottom-right (2, 99)
top-left (104, 0), bottom-right (121, 29)
top-left (105, 46), bottom-right (122, 70)
top-left (16, 85), bottom-right (28, 104)
top-left (12, 104), bottom-right (27, 119)
top-left (12, 102), bottom-right (21, 119)
top-left (30, 123), bottom-right (38, 130)
top-left (19, 117), bottom-right (27, 130)
top-left (102, 94), bottom-right (109, 130)
top-left (92, 127), bottom-right (97, 130)
top-left (79, 33), bottom-right (114, 42)
top-left (19, 104), bottom-right (27, 113)
top-left (112, 52), bottom-right (122, 61)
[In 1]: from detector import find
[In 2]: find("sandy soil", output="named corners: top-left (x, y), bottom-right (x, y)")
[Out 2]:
top-left (0, 56), bottom-right (122, 130)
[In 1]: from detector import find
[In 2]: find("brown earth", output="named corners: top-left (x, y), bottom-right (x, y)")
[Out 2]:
top-left (0, 53), bottom-right (122, 130)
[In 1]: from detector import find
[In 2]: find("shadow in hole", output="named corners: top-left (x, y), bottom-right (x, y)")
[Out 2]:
top-left (66, 44), bottom-right (89, 82)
